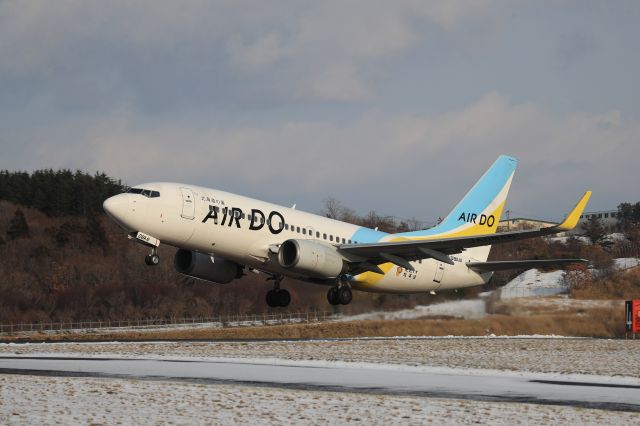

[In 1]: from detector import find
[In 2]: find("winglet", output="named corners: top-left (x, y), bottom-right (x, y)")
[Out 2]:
top-left (554, 191), bottom-right (592, 231)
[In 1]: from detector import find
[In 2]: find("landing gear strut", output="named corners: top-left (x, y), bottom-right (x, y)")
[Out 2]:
top-left (327, 277), bottom-right (352, 306)
top-left (145, 247), bottom-right (160, 266)
top-left (266, 275), bottom-right (291, 308)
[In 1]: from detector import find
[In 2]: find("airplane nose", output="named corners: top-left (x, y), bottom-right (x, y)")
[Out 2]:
top-left (103, 193), bottom-right (130, 225)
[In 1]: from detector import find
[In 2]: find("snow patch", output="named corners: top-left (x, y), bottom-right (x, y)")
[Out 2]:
top-left (500, 269), bottom-right (566, 299)
top-left (614, 257), bottom-right (640, 271)
top-left (339, 299), bottom-right (487, 322)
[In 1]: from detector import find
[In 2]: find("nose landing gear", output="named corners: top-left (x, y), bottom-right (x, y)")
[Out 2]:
top-left (266, 275), bottom-right (291, 308)
top-left (327, 277), bottom-right (352, 306)
top-left (145, 247), bottom-right (160, 266)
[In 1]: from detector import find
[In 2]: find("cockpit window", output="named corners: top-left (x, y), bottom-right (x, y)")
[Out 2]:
top-left (127, 187), bottom-right (160, 198)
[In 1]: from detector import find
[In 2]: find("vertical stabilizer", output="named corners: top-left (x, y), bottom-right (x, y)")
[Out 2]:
top-left (392, 155), bottom-right (517, 244)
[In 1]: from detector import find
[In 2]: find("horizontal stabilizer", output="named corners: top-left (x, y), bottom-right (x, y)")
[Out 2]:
top-left (466, 259), bottom-right (588, 272)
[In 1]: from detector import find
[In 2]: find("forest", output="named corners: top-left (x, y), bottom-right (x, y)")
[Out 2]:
top-left (0, 169), bottom-right (638, 323)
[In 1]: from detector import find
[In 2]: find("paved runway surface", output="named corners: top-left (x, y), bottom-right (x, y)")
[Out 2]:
top-left (0, 355), bottom-right (638, 411)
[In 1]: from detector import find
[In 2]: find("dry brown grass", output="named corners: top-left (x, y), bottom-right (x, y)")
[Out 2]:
top-left (5, 304), bottom-right (624, 342)
top-left (571, 268), bottom-right (640, 299)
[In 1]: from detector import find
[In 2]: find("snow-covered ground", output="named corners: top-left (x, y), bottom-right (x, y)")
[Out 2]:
top-left (499, 257), bottom-right (640, 299)
top-left (2, 374), bottom-right (635, 425)
top-left (340, 299), bottom-right (487, 322)
top-left (499, 269), bottom-right (566, 299)
top-left (614, 257), bottom-right (640, 271)
top-left (546, 235), bottom-right (591, 244)
top-left (600, 233), bottom-right (628, 245)
top-left (2, 338), bottom-right (638, 423)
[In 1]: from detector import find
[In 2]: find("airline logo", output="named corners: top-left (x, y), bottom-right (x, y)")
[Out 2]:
top-left (202, 206), bottom-right (285, 234)
top-left (457, 212), bottom-right (496, 227)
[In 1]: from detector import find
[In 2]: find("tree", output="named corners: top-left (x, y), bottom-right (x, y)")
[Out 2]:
top-left (617, 201), bottom-right (640, 231)
top-left (582, 216), bottom-right (605, 243)
top-left (320, 197), bottom-right (356, 223)
top-left (86, 214), bottom-right (110, 254)
top-left (6, 209), bottom-right (30, 240)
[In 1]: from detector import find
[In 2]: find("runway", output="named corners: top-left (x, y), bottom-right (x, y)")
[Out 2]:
top-left (1, 355), bottom-right (638, 412)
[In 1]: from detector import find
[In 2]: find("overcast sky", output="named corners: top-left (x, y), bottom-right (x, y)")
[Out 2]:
top-left (1, 1), bottom-right (639, 223)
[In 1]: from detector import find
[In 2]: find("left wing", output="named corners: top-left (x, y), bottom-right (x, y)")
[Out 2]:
top-left (339, 191), bottom-right (591, 272)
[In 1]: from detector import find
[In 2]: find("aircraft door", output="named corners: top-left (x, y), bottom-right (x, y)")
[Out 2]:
top-left (180, 187), bottom-right (196, 220)
top-left (433, 262), bottom-right (446, 286)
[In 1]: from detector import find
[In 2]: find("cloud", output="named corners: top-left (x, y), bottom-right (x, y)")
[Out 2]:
top-left (0, 1), bottom-right (502, 103)
top-left (8, 92), bottom-right (636, 219)
top-left (305, 63), bottom-right (372, 102)
top-left (1, 2), bottom-right (638, 220)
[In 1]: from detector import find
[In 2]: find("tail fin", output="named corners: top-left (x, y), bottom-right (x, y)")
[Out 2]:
top-left (393, 155), bottom-right (517, 241)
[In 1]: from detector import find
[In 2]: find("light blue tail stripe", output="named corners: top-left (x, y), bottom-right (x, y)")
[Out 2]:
top-left (349, 155), bottom-right (517, 243)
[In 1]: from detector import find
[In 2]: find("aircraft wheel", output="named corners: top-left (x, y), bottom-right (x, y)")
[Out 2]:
top-left (338, 286), bottom-right (352, 305)
top-left (327, 286), bottom-right (340, 305)
top-left (266, 290), bottom-right (278, 307)
top-left (145, 254), bottom-right (160, 266)
top-left (277, 289), bottom-right (291, 307)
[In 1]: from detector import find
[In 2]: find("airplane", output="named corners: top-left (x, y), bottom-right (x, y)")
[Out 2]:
top-left (103, 155), bottom-right (590, 308)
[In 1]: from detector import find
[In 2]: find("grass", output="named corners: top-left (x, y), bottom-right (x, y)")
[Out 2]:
top-left (3, 303), bottom-right (625, 342)
top-left (570, 268), bottom-right (640, 300)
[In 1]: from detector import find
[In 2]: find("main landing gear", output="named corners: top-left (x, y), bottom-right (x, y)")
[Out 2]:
top-left (145, 247), bottom-right (160, 266)
top-left (266, 275), bottom-right (291, 308)
top-left (327, 277), bottom-right (352, 306)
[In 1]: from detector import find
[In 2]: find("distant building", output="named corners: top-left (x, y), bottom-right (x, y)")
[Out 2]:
top-left (573, 210), bottom-right (620, 234)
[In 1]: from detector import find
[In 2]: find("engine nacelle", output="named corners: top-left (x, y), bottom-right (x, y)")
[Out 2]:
top-left (278, 239), bottom-right (346, 278)
top-left (174, 249), bottom-right (242, 284)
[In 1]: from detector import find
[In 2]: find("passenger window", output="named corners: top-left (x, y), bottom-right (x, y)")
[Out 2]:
top-left (316, 231), bottom-right (320, 238)
top-left (348, 240), bottom-right (352, 244)
top-left (323, 233), bottom-right (327, 240)
top-left (302, 228), bottom-right (306, 235)
top-left (296, 226), bottom-right (300, 233)
top-left (330, 235), bottom-right (333, 241)
top-left (284, 224), bottom-right (289, 230)
top-left (342, 238), bottom-right (346, 244)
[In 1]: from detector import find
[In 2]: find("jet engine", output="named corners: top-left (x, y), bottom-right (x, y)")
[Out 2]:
top-left (174, 249), bottom-right (243, 284)
top-left (278, 239), bottom-right (346, 278)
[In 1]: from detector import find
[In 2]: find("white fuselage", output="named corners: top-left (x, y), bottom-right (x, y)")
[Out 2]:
top-left (104, 182), bottom-right (491, 293)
